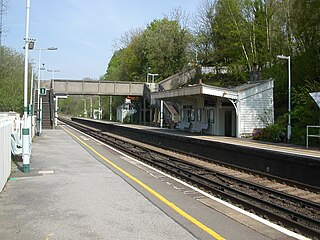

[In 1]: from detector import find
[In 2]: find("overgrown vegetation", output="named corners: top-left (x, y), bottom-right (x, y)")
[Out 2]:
top-left (0, 47), bottom-right (26, 113)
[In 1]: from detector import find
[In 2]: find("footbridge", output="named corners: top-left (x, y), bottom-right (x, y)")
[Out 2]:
top-left (52, 79), bottom-right (145, 96)
top-left (45, 79), bottom-right (154, 128)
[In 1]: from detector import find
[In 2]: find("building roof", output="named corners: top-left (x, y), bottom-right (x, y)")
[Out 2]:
top-left (152, 79), bottom-right (273, 101)
top-left (230, 80), bottom-right (272, 92)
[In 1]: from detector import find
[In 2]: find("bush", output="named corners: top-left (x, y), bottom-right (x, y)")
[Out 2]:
top-left (252, 124), bottom-right (286, 143)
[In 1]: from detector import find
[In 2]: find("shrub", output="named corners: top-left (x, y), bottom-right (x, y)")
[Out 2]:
top-left (252, 124), bottom-right (286, 143)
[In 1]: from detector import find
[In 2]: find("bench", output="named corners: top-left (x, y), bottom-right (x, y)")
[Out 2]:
top-left (11, 132), bottom-right (22, 155)
top-left (176, 122), bottom-right (190, 131)
top-left (191, 123), bottom-right (208, 133)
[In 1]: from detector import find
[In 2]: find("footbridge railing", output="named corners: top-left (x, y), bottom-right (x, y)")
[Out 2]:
top-left (52, 80), bottom-right (145, 96)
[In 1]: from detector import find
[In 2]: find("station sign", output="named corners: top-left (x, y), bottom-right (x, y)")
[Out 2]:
top-left (40, 88), bottom-right (46, 95)
top-left (309, 92), bottom-right (320, 109)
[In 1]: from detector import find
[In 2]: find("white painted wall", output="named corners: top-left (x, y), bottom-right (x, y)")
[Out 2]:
top-left (175, 80), bottom-right (274, 137)
top-left (238, 81), bottom-right (274, 136)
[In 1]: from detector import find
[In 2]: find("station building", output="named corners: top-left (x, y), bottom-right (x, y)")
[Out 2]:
top-left (152, 79), bottom-right (274, 138)
top-left (49, 68), bottom-right (274, 138)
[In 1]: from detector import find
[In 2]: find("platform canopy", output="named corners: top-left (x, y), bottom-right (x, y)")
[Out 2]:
top-left (152, 83), bottom-right (239, 100)
top-left (309, 92), bottom-right (320, 109)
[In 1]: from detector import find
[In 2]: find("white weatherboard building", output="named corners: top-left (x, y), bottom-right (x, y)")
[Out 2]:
top-left (152, 79), bottom-right (274, 138)
top-left (116, 99), bottom-right (137, 123)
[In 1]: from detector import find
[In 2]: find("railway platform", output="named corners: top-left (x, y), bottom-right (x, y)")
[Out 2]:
top-left (0, 125), bottom-right (310, 239)
top-left (80, 118), bottom-right (320, 159)
top-left (72, 117), bottom-right (320, 188)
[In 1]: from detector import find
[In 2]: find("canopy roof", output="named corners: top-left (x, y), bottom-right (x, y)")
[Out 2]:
top-left (152, 80), bottom-right (272, 101)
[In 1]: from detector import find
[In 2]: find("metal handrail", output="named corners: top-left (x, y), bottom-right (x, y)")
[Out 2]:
top-left (306, 125), bottom-right (320, 148)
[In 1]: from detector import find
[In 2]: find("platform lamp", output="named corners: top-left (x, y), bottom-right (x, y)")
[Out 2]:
top-left (22, 0), bottom-right (32, 172)
top-left (81, 99), bottom-right (87, 117)
top-left (29, 58), bottom-right (36, 140)
top-left (48, 69), bottom-right (60, 127)
top-left (277, 55), bottom-right (291, 142)
top-left (47, 68), bottom-right (60, 77)
top-left (146, 67), bottom-right (151, 83)
top-left (32, 47), bottom-right (58, 136)
top-left (87, 97), bottom-right (93, 118)
top-left (47, 69), bottom-right (60, 88)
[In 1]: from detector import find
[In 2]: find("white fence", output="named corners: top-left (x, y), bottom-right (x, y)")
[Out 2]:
top-left (0, 113), bottom-right (22, 192)
top-left (0, 117), bottom-right (13, 192)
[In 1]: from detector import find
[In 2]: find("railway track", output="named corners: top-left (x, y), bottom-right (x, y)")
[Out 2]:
top-left (60, 118), bottom-right (320, 239)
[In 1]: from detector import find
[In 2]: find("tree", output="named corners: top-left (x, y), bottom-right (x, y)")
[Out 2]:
top-left (103, 29), bottom-right (146, 82)
top-left (0, 47), bottom-right (25, 113)
top-left (104, 17), bottom-right (191, 82)
top-left (290, 0), bottom-right (320, 86)
top-left (142, 18), bottom-right (191, 78)
top-left (192, 0), bottom-right (216, 65)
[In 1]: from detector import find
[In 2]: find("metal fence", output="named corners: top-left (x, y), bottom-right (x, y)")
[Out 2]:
top-left (306, 125), bottom-right (320, 148)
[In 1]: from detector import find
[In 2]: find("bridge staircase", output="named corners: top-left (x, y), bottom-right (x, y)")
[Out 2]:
top-left (149, 67), bottom-right (197, 128)
top-left (35, 89), bottom-right (54, 129)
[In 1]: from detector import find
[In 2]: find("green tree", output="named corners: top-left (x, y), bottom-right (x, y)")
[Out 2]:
top-left (192, 0), bottom-right (216, 65)
top-left (103, 30), bottom-right (146, 82)
top-left (0, 47), bottom-right (25, 113)
top-left (290, 0), bottom-right (320, 86)
top-left (142, 18), bottom-right (191, 79)
top-left (104, 18), bottom-right (191, 82)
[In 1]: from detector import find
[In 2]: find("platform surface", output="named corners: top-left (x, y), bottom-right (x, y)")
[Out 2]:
top-left (0, 126), bottom-right (306, 240)
top-left (0, 128), bottom-right (195, 240)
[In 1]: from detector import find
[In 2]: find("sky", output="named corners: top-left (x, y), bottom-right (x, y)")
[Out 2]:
top-left (2, 0), bottom-right (202, 80)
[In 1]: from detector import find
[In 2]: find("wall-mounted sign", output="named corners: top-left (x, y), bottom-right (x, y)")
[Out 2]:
top-left (40, 88), bottom-right (46, 95)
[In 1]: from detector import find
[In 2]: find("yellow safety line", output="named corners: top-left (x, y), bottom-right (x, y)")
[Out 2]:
top-left (62, 126), bottom-right (225, 240)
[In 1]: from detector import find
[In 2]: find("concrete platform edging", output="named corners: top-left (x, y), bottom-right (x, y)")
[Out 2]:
top-left (72, 118), bottom-right (320, 187)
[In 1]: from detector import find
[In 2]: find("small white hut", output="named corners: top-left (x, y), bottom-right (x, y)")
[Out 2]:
top-left (116, 99), bottom-right (137, 123)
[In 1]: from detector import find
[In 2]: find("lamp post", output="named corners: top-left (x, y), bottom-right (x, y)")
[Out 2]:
top-left (87, 97), bottom-right (93, 118)
top-left (22, 0), bottom-right (31, 172)
top-left (47, 69), bottom-right (60, 88)
top-left (99, 96), bottom-right (102, 119)
top-left (277, 55), bottom-right (291, 142)
top-left (32, 47), bottom-right (57, 136)
top-left (146, 67), bottom-right (151, 83)
top-left (29, 58), bottom-right (35, 140)
top-left (81, 99), bottom-right (87, 117)
top-left (147, 72), bottom-right (160, 127)
top-left (109, 96), bottom-right (112, 121)
top-left (48, 69), bottom-right (60, 127)
top-left (54, 95), bottom-right (67, 127)
top-left (48, 69), bottom-right (59, 127)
